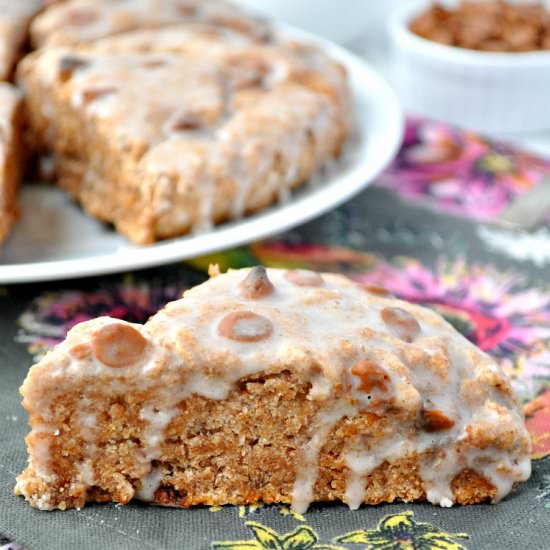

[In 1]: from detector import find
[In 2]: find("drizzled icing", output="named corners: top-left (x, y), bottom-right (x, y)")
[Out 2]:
top-left (344, 436), bottom-right (412, 510)
top-left (136, 468), bottom-right (163, 502)
top-left (17, 267), bottom-right (531, 511)
top-left (292, 402), bottom-right (355, 514)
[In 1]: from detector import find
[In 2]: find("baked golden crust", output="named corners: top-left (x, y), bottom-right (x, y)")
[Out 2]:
top-left (15, 268), bottom-right (531, 511)
top-left (18, 24), bottom-right (351, 244)
top-left (0, 83), bottom-right (23, 244)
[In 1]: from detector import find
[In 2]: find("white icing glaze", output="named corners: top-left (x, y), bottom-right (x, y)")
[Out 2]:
top-left (77, 460), bottom-right (96, 486)
top-left (79, 412), bottom-right (96, 432)
top-left (30, 492), bottom-right (56, 511)
top-left (292, 401), bottom-right (355, 514)
top-left (139, 405), bottom-right (179, 461)
top-left (345, 437), bottom-right (412, 510)
top-left (135, 468), bottom-right (163, 502)
top-left (32, 437), bottom-right (54, 480)
top-left (18, 268), bottom-right (531, 512)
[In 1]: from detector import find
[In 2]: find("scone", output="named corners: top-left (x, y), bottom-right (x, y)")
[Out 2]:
top-left (30, 0), bottom-right (271, 47)
top-left (15, 267), bottom-right (531, 511)
top-left (0, 83), bottom-right (23, 243)
top-left (17, 26), bottom-right (350, 244)
top-left (0, 0), bottom-right (42, 81)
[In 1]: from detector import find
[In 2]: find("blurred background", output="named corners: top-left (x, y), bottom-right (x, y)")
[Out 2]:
top-left (235, 0), bottom-right (550, 154)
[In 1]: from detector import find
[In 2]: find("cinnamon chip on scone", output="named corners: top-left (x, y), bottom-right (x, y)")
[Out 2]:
top-left (15, 267), bottom-right (531, 512)
top-left (17, 24), bottom-right (350, 244)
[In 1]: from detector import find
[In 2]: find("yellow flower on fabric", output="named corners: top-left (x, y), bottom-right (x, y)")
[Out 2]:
top-left (477, 152), bottom-right (514, 175)
top-left (334, 511), bottom-right (469, 550)
top-left (212, 521), bottom-right (344, 550)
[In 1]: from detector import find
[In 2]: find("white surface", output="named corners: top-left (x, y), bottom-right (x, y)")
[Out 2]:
top-left (234, 0), bottom-right (376, 44)
top-left (478, 226), bottom-right (550, 268)
top-left (390, 0), bottom-right (550, 134)
top-left (0, 26), bottom-right (403, 284)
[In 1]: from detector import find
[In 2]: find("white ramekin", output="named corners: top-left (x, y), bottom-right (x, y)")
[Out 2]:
top-left (390, 0), bottom-right (550, 134)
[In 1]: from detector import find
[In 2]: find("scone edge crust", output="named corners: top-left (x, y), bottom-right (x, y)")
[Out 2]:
top-left (15, 267), bottom-right (531, 512)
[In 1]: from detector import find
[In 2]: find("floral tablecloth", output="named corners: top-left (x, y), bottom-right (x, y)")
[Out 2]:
top-left (1, 118), bottom-right (550, 550)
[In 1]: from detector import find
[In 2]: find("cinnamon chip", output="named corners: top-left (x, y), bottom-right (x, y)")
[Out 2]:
top-left (81, 86), bottom-right (118, 104)
top-left (165, 110), bottom-right (203, 132)
top-left (421, 409), bottom-right (456, 432)
top-left (239, 266), bottom-right (274, 299)
top-left (363, 284), bottom-right (391, 297)
top-left (409, 1), bottom-right (550, 52)
top-left (216, 16), bottom-right (254, 37)
top-left (91, 323), bottom-right (148, 368)
top-left (141, 59), bottom-right (168, 69)
top-left (380, 307), bottom-right (421, 343)
top-left (351, 360), bottom-right (391, 394)
top-left (218, 311), bottom-right (273, 342)
top-left (197, 27), bottom-right (224, 40)
top-left (175, 4), bottom-right (198, 17)
top-left (65, 7), bottom-right (100, 26)
top-left (231, 58), bottom-right (270, 90)
top-left (59, 57), bottom-right (89, 82)
top-left (68, 343), bottom-right (92, 360)
top-left (284, 270), bottom-right (324, 287)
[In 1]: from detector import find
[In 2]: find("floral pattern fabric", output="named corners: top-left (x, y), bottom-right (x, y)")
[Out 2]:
top-left (376, 118), bottom-right (550, 222)
top-left (211, 512), bottom-right (468, 550)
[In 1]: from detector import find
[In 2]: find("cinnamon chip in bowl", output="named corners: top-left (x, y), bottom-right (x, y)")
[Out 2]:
top-left (390, 0), bottom-right (550, 133)
top-left (410, 1), bottom-right (550, 53)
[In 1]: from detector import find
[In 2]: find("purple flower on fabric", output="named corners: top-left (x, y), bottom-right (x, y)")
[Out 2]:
top-left (17, 277), bottom-right (188, 358)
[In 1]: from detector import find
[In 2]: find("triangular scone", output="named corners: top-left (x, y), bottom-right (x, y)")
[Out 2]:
top-left (0, 83), bottom-right (23, 244)
top-left (16, 267), bottom-right (531, 511)
top-left (0, 0), bottom-right (42, 81)
top-left (30, 0), bottom-right (271, 48)
top-left (17, 26), bottom-right (350, 244)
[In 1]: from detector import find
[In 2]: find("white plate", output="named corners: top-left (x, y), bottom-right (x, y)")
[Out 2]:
top-left (0, 26), bottom-right (403, 284)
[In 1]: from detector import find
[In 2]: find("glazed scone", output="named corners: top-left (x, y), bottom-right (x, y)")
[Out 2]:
top-left (15, 267), bottom-right (531, 511)
top-left (17, 26), bottom-right (350, 244)
top-left (0, 0), bottom-right (42, 81)
top-left (30, 0), bottom-right (271, 48)
top-left (0, 83), bottom-right (23, 244)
